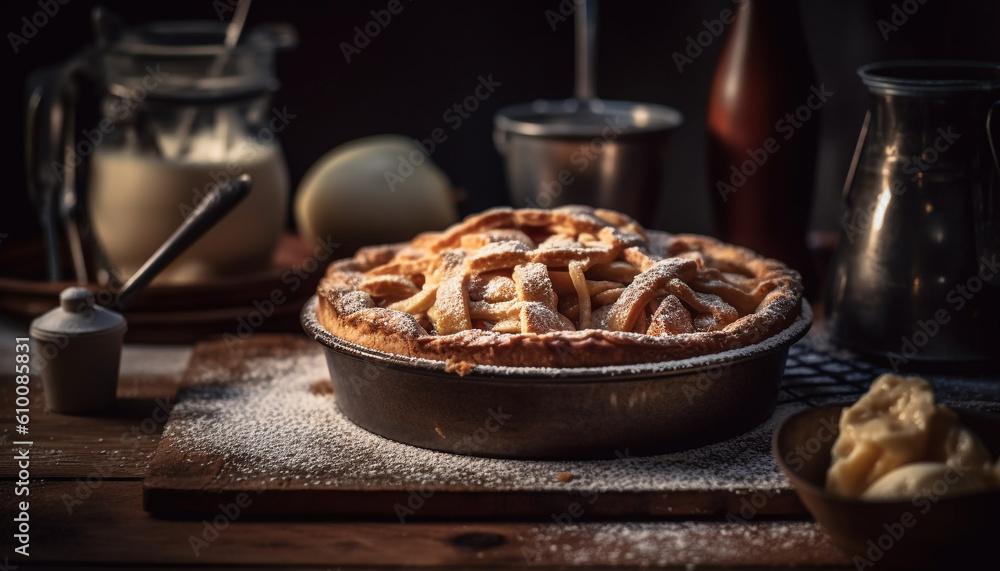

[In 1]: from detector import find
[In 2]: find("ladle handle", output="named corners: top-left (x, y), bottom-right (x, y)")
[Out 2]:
top-left (174, 0), bottom-right (252, 157)
top-left (111, 174), bottom-right (252, 311)
top-left (574, 0), bottom-right (597, 103)
top-left (841, 110), bottom-right (871, 207)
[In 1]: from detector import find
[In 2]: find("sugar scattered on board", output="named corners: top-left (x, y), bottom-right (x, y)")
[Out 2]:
top-left (164, 339), bottom-right (1000, 494)
top-left (168, 348), bottom-right (799, 493)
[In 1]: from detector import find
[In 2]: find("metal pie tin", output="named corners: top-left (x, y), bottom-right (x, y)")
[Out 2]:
top-left (302, 296), bottom-right (811, 459)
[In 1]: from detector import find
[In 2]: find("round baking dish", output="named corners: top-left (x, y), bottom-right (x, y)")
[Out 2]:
top-left (302, 296), bottom-right (812, 459)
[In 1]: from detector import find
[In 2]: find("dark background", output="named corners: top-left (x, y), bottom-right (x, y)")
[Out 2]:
top-left (4, 0), bottom-right (1000, 251)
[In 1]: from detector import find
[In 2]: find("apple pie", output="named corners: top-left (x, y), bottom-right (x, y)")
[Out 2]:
top-left (315, 206), bottom-right (803, 373)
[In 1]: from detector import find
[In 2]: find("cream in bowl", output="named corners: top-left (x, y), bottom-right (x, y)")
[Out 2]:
top-left (774, 374), bottom-right (1000, 568)
top-left (826, 374), bottom-right (999, 500)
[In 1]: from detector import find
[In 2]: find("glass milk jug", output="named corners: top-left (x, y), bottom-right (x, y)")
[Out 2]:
top-left (86, 20), bottom-right (296, 284)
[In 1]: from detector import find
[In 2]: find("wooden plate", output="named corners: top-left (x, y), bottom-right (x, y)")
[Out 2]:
top-left (0, 234), bottom-right (325, 343)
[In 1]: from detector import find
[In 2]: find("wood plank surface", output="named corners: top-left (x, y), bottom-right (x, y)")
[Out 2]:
top-left (1, 481), bottom-right (851, 568)
top-left (144, 335), bottom-right (807, 518)
top-left (0, 333), bottom-right (859, 568)
top-left (0, 373), bottom-right (181, 480)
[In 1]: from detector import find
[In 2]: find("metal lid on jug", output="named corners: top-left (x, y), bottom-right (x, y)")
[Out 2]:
top-left (858, 60), bottom-right (1000, 96)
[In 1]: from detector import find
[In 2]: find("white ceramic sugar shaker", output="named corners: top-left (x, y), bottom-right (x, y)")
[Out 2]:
top-left (29, 287), bottom-right (127, 414)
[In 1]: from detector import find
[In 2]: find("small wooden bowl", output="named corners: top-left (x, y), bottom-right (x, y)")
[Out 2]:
top-left (773, 404), bottom-right (1000, 568)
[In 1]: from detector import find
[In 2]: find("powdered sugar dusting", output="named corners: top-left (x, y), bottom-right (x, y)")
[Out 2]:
top-left (334, 289), bottom-right (374, 315)
top-left (304, 293), bottom-right (812, 379)
top-left (522, 521), bottom-right (845, 567)
top-left (165, 346), bottom-right (803, 492)
top-left (161, 331), bottom-right (999, 499)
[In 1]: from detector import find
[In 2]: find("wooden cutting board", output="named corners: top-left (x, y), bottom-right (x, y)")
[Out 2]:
top-left (144, 334), bottom-right (814, 519)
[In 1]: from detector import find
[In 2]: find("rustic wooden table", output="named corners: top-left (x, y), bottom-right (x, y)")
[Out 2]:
top-left (0, 322), bottom-right (865, 569)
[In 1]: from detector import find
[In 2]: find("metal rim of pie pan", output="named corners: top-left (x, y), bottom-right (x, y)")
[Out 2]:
top-left (302, 296), bottom-right (813, 460)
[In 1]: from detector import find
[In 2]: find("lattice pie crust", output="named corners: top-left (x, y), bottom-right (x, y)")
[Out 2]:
top-left (316, 206), bottom-right (803, 373)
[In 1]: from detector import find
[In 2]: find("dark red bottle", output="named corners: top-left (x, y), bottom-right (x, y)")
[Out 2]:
top-left (707, 0), bottom-right (820, 296)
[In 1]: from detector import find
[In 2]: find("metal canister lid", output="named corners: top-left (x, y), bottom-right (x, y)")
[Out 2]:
top-left (494, 98), bottom-right (683, 139)
top-left (29, 287), bottom-right (128, 339)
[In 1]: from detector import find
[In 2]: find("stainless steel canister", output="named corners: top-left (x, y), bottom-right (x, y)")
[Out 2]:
top-left (494, 98), bottom-right (682, 227)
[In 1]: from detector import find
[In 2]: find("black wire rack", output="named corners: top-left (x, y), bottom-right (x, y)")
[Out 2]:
top-left (778, 336), bottom-right (881, 407)
top-left (779, 332), bottom-right (1000, 409)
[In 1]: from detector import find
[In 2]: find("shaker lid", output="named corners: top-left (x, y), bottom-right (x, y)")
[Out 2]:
top-left (29, 287), bottom-right (128, 339)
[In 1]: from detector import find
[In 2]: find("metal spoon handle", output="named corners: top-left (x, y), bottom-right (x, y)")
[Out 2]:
top-left (174, 0), bottom-right (252, 157)
top-left (574, 0), bottom-right (598, 104)
top-left (111, 174), bottom-right (252, 311)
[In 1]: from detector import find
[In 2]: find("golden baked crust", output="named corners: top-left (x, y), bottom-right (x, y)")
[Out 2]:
top-left (316, 206), bottom-right (803, 373)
